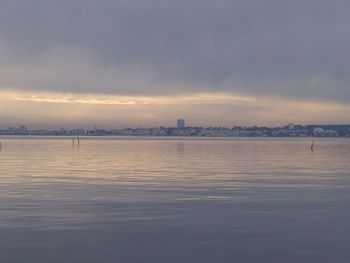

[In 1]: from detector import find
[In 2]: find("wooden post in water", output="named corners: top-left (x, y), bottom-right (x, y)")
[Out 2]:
top-left (311, 138), bottom-right (315, 151)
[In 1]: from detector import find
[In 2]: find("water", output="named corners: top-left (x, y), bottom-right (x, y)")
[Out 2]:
top-left (0, 137), bottom-right (350, 263)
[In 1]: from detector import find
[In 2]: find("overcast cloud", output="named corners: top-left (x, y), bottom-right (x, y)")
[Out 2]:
top-left (0, 0), bottom-right (350, 102)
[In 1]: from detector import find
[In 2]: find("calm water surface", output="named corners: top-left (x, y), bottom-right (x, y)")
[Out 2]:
top-left (0, 137), bottom-right (350, 263)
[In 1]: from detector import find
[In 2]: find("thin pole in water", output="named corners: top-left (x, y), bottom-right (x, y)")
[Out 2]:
top-left (311, 138), bottom-right (315, 151)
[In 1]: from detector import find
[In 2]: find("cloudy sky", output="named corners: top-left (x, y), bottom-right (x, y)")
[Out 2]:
top-left (0, 0), bottom-right (349, 128)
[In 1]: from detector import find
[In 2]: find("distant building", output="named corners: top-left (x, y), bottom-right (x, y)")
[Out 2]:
top-left (313, 127), bottom-right (324, 137)
top-left (325, 130), bottom-right (337, 137)
top-left (18, 125), bottom-right (28, 135)
top-left (177, 119), bottom-right (185, 129)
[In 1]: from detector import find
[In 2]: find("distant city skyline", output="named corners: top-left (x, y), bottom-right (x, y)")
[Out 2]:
top-left (1, 123), bottom-right (350, 137)
top-left (1, 116), bottom-right (350, 131)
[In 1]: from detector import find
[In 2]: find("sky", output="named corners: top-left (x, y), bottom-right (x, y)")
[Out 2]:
top-left (0, 0), bottom-right (350, 128)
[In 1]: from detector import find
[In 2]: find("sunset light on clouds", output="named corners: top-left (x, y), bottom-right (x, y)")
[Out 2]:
top-left (0, 89), bottom-right (349, 128)
top-left (0, 0), bottom-right (349, 127)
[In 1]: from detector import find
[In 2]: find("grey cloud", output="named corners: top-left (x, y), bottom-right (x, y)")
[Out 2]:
top-left (0, 0), bottom-right (350, 101)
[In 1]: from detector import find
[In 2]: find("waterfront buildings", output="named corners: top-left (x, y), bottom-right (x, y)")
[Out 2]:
top-left (0, 124), bottom-right (349, 137)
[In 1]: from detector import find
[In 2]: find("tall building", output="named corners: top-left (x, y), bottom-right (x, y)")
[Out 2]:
top-left (177, 119), bottom-right (185, 129)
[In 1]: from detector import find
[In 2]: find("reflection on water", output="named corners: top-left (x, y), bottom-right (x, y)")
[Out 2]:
top-left (1, 137), bottom-right (350, 263)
